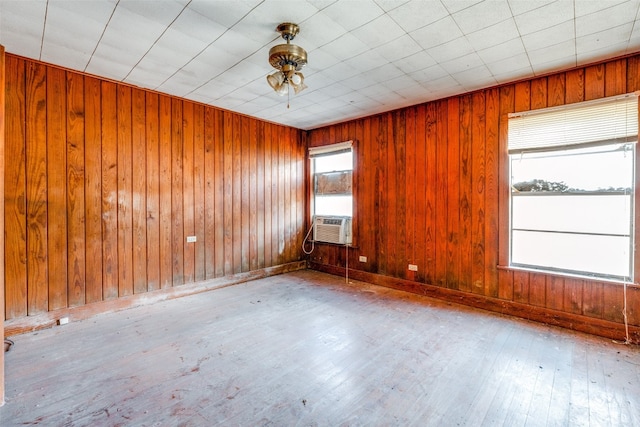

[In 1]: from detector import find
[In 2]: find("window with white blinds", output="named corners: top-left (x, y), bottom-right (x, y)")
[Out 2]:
top-left (508, 93), bottom-right (638, 280)
top-left (309, 141), bottom-right (353, 218)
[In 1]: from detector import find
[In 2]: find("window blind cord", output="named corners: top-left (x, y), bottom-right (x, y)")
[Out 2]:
top-left (302, 224), bottom-right (315, 255)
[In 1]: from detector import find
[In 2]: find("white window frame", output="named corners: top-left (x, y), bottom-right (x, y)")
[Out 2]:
top-left (308, 141), bottom-right (354, 219)
top-left (507, 93), bottom-right (638, 281)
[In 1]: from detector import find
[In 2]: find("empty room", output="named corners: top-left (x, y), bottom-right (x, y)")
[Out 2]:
top-left (0, 0), bottom-right (639, 425)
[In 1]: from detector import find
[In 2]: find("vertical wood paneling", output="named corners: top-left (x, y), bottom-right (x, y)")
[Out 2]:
top-left (0, 43), bottom-right (5, 402)
top-left (241, 117), bottom-right (250, 272)
top-left (25, 61), bottom-right (49, 315)
top-left (446, 99), bottom-right (461, 289)
top-left (171, 99), bottom-right (184, 285)
top-left (47, 66), bottom-right (68, 310)
top-left (5, 56), bottom-right (28, 318)
top-left (84, 76), bottom-right (102, 303)
top-left (5, 55), bottom-right (306, 322)
top-left (101, 81), bottom-right (118, 300)
top-left (66, 71), bottom-right (86, 307)
top-left (434, 101), bottom-right (448, 287)
top-left (249, 119), bottom-right (259, 271)
top-left (213, 109), bottom-right (225, 277)
top-left (223, 112), bottom-right (234, 274)
top-left (132, 88), bottom-right (147, 294)
top-left (145, 92), bottom-right (160, 291)
top-left (158, 95), bottom-right (172, 289)
top-left (470, 92), bottom-right (485, 295)
top-left (193, 104), bottom-right (206, 282)
top-left (203, 107), bottom-right (215, 279)
top-left (263, 123), bottom-right (273, 268)
top-left (232, 115), bottom-right (242, 272)
top-left (484, 88), bottom-right (499, 298)
top-left (117, 85), bottom-right (133, 297)
top-left (182, 101), bottom-right (195, 283)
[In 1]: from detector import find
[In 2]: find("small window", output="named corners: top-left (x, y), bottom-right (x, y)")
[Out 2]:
top-left (508, 94), bottom-right (638, 280)
top-left (309, 141), bottom-right (353, 217)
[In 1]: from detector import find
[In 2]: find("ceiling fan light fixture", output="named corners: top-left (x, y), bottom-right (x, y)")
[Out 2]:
top-left (267, 22), bottom-right (308, 99)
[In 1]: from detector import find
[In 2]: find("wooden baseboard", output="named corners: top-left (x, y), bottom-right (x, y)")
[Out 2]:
top-left (5, 261), bottom-right (307, 337)
top-left (310, 262), bottom-right (640, 344)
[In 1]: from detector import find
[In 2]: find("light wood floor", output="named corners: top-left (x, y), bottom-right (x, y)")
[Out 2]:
top-left (1, 270), bottom-right (639, 426)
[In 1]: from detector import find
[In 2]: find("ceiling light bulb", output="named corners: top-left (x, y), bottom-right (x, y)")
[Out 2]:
top-left (289, 72), bottom-right (302, 85)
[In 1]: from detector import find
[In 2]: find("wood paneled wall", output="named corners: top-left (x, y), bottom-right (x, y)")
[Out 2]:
top-left (4, 54), bottom-right (305, 320)
top-left (307, 54), bottom-right (640, 330)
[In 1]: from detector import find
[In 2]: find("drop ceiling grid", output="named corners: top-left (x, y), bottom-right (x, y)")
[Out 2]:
top-left (0, 0), bottom-right (639, 130)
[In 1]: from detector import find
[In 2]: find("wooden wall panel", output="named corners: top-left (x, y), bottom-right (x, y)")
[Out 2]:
top-left (66, 72), bottom-right (86, 307)
top-left (306, 53), bottom-right (640, 333)
top-left (5, 55), bottom-right (27, 318)
top-left (4, 55), bottom-right (306, 321)
top-left (26, 62), bottom-right (49, 314)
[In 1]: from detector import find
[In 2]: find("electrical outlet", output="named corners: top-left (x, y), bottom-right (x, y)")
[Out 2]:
top-left (359, 256), bottom-right (367, 263)
top-left (186, 236), bottom-right (197, 243)
top-left (58, 317), bottom-right (69, 325)
top-left (408, 264), bottom-right (418, 272)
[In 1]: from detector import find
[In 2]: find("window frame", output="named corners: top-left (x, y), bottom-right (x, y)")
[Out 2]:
top-left (505, 93), bottom-right (639, 282)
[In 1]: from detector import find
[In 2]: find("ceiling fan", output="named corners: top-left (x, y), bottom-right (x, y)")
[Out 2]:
top-left (267, 22), bottom-right (308, 101)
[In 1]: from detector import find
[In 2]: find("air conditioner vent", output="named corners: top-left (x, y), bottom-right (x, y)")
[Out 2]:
top-left (313, 216), bottom-right (352, 244)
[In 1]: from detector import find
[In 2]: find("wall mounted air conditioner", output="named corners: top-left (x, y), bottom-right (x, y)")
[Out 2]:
top-left (313, 216), bottom-right (352, 245)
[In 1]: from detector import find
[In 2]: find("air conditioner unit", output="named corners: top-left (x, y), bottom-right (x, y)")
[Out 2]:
top-left (313, 216), bottom-right (352, 244)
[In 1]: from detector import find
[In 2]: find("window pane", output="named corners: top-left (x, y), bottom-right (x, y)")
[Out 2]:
top-left (512, 194), bottom-right (631, 235)
top-left (512, 230), bottom-right (630, 277)
top-left (315, 151), bottom-right (352, 173)
top-left (511, 143), bottom-right (633, 192)
top-left (315, 196), bottom-right (352, 217)
top-left (510, 142), bottom-right (634, 279)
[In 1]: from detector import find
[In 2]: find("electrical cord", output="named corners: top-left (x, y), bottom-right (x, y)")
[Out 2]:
top-left (302, 224), bottom-right (314, 255)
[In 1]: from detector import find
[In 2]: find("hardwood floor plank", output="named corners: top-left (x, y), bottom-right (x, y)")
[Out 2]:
top-left (1, 270), bottom-right (638, 426)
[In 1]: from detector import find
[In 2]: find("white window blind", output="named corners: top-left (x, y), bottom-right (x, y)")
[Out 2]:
top-left (508, 93), bottom-right (638, 153)
top-left (308, 140), bottom-right (353, 158)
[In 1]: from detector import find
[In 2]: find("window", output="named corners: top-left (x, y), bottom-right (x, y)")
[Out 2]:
top-left (309, 141), bottom-right (353, 217)
top-left (508, 94), bottom-right (638, 280)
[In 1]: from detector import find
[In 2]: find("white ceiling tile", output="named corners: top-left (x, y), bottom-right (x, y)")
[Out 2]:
top-left (305, 48), bottom-right (341, 70)
top-left (492, 65), bottom-right (534, 84)
top-left (410, 16), bottom-right (463, 50)
top-left (521, 20), bottom-right (575, 51)
top-left (420, 74), bottom-right (461, 92)
top-left (373, 0), bottom-right (412, 12)
top-left (576, 23), bottom-right (635, 57)
top-left (382, 74), bottom-right (420, 91)
top-left (427, 36), bottom-right (474, 63)
top-left (486, 52), bottom-right (531, 76)
top-left (507, 0), bottom-right (555, 16)
top-left (395, 50), bottom-right (437, 74)
top-left (232, 1), bottom-right (322, 45)
top-left (323, 0), bottom-right (385, 30)
top-left (466, 18), bottom-right (520, 52)
top-left (476, 38), bottom-right (526, 64)
top-left (513, 1), bottom-right (574, 36)
top-left (575, 2), bottom-right (639, 38)
top-left (528, 39), bottom-right (576, 69)
top-left (0, 0), bottom-right (48, 59)
top-left (387, 0), bottom-right (449, 32)
top-left (574, 0), bottom-right (633, 17)
top-left (352, 13), bottom-right (406, 48)
top-left (452, 0), bottom-right (512, 35)
top-left (376, 34), bottom-right (423, 62)
top-left (361, 63), bottom-right (405, 82)
top-left (322, 32), bottom-right (369, 61)
top-left (188, 0), bottom-right (262, 28)
top-left (41, 1), bottom-right (115, 70)
top-left (440, 52), bottom-right (484, 75)
top-left (409, 64), bottom-right (449, 82)
top-left (344, 50), bottom-right (389, 71)
top-left (440, 0), bottom-right (483, 14)
top-left (299, 11), bottom-right (348, 48)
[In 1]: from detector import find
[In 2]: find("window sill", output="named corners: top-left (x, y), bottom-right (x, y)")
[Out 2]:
top-left (497, 265), bottom-right (638, 287)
